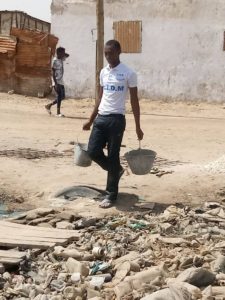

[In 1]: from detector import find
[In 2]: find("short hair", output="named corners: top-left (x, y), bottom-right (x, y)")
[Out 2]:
top-left (105, 40), bottom-right (121, 52)
top-left (56, 47), bottom-right (65, 55)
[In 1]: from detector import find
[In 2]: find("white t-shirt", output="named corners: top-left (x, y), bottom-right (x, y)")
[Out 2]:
top-left (52, 57), bottom-right (64, 85)
top-left (98, 63), bottom-right (137, 115)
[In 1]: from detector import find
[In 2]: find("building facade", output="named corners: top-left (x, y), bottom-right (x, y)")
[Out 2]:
top-left (51, 0), bottom-right (225, 101)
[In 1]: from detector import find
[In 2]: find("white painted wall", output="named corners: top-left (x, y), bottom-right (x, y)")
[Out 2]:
top-left (51, 0), bottom-right (225, 101)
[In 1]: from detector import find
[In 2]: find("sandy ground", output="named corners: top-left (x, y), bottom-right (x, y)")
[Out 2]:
top-left (0, 92), bottom-right (225, 217)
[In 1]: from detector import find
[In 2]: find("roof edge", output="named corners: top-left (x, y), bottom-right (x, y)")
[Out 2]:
top-left (0, 10), bottom-right (50, 25)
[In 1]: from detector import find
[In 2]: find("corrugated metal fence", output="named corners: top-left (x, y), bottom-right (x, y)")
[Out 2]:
top-left (0, 28), bottom-right (58, 96)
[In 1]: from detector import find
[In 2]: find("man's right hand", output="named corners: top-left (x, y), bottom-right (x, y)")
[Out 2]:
top-left (83, 121), bottom-right (92, 131)
top-left (54, 84), bottom-right (58, 92)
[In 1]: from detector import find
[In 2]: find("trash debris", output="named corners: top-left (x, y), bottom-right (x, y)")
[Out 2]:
top-left (1, 203), bottom-right (225, 299)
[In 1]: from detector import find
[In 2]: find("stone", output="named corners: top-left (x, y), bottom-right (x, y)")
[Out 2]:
top-left (112, 261), bottom-right (131, 286)
top-left (26, 208), bottom-right (54, 220)
top-left (28, 217), bottom-right (53, 226)
top-left (90, 276), bottom-right (105, 289)
top-left (173, 282), bottom-right (202, 299)
top-left (75, 218), bottom-right (97, 229)
top-left (61, 249), bottom-right (83, 260)
top-left (37, 223), bottom-right (53, 228)
top-left (124, 264), bottom-right (168, 286)
top-left (91, 274), bottom-right (112, 283)
top-left (159, 237), bottom-right (189, 245)
top-left (40, 296), bottom-right (49, 300)
top-left (114, 281), bottom-right (133, 299)
top-left (0, 277), bottom-right (5, 290)
top-left (29, 288), bottom-right (37, 299)
top-left (211, 286), bottom-right (225, 297)
top-left (202, 285), bottom-right (212, 297)
top-left (57, 272), bottom-right (69, 281)
top-left (0, 264), bottom-right (5, 274)
top-left (193, 255), bottom-right (203, 267)
top-left (140, 285), bottom-right (192, 300)
top-left (63, 286), bottom-right (82, 299)
top-left (211, 255), bottom-right (225, 273)
top-left (216, 273), bottom-right (225, 280)
top-left (159, 222), bottom-right (173, 233)
top-left (50, 279), bottom-right (66, 292)
top-left (53, 246), bottom-right (83, 260)
top-left (65, 257), bottom-right (89, 277)
top-left (180, 257), bottom-right (193, 269)
top-left (50, 296), bottom-right (63, 300)
top-left (86, 288), bottom-right (101, 299)
top-left (71, 273), bottom-right (81, 283)
top-left (56, 211), bottom-right (77, 222)
top-left (2, 272), bottom-right (11, 281)
top-left (56, 221), bottom-right (74, 230)
top-left (113, 251), bottom-right (140, 266)
top-left (176, 267), bottom-right (216, 287)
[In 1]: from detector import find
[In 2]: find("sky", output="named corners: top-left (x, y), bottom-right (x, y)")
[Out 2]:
top-left (0, 0), bottom-right (51, 22)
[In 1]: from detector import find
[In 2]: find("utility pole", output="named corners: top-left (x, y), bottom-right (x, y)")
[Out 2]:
top-left (96, 0), bottom-right (104, 102)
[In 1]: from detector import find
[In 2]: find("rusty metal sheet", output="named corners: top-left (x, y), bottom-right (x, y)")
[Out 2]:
top-left (11, 27), bottom-right (58, 49)
top-left (48, 34), bottom-right (59, 56)
top-left (113, 21), bottom-right (142, 53)
top-left (0, 35), bottom-right (16, 54)
top-left (15, 66), bottom-right (51, 76)
top-left (0, 26), bottom-right (57, 96)
top-left (15, 73), bottom-right (52, 96)
top-left (0, 52), bottom-right (15, 93)
top-left (16, 43), bottom-right (51, 68)
top-left (11, 27), bottom-right (48, 45)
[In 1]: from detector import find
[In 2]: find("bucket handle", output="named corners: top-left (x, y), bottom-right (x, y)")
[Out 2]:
top-left (138, 140), bottom-right (141, 150)
top-left (124, 140), bottom-right (142, 153)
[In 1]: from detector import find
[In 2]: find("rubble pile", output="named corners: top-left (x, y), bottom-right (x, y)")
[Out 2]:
top-left (1, 201), bottom-right (225, 299)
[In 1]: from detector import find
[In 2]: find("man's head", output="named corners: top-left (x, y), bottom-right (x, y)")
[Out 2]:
top-left (104, 40), bottom-right (121, 67)
top-left (56, 47), bottom-right (69, 59)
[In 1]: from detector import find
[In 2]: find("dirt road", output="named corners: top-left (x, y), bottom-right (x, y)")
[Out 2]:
top-left (0, 92), bottom-right (225, 216)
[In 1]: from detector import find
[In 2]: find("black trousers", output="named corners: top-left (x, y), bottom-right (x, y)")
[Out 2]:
top-left (88, 114), bottom-right (126, 201)
top-left (51, 84), bottom-right (65, 114)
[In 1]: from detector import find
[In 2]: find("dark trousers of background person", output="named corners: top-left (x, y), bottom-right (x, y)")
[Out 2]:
top-left (51, 84), bottom-right (65, 114)
top-left (88, 114), bottom-right (126, 201)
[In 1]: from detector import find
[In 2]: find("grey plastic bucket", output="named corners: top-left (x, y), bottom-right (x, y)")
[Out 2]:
top-left (74, 143), bottom-right (92, 167)
top-left (124, 149), bottom-right (156, 175)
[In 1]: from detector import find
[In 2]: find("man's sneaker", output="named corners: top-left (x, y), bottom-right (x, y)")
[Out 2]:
top-left (56, 114), bottom-right (65, 117)
top-left (45, 105), bottom-right (51, 115)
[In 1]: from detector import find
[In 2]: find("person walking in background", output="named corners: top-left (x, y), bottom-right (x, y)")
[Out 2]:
top-left (45, 47), bottom-right (69, 117)
top-left (83, 39), bottom-right (144, 208)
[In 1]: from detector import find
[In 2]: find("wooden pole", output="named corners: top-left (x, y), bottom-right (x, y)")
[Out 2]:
top-left (96, 0), bottom-right (104, 102)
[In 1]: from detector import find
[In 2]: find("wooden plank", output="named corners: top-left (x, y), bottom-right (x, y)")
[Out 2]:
top-left (0, 234), bottom-right (68, 245)
top-left (0, 220), bottom-right (77, 234)
top-left (0, 257), bottom-right (23, 265)
top-left (0, 229), bottom-right (71, 241)
top-left (0, 238), bottom-right (55, 249)
top-left (0, 221), bottom-right (80, 238)
top-left (0, 249), bottom-right (26, 259)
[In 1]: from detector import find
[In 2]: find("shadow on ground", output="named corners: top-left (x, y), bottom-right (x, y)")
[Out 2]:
top-left (54, 185), bottom-right (172, 214)
top-left (64, 116), bottom-right (87, 120)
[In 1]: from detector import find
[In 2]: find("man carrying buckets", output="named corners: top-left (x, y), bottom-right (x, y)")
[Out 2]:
top-left (83, 40), bottom-right (144, 208)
